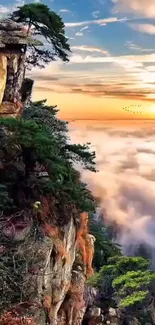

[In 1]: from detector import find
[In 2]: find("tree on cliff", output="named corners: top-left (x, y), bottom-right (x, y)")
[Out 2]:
top-left (88, 255), bottom-right (155, 322)
top-left (0, 101), bottom-right (96, 219)
top-left (22, 100), bottom-right (96, 173)
top-left (0, 99), bottom-right (96, 319)
top-left (88, 216), bottom-right (121, 271)
top-left (10, 3), bottom-right (71, 68)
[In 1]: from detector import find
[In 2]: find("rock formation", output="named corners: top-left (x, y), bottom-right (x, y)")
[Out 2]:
top-left (0, 19), bottom-right (97, 325)
top-left (0, 19), bottom-right (36, 117)
top-left (0, 55), bottom-right (7, 105)
top-left (0, 17), bottom-right (149, 325)
top-left (0, 200), bottom-right (95, 325)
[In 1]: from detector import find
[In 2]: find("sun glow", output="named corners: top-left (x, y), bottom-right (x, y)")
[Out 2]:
top-left (147, 105), bottom-right (155, 116)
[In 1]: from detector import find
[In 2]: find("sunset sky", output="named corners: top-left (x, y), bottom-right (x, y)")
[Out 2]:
top-left (2, 0), bottom-right (155, 119)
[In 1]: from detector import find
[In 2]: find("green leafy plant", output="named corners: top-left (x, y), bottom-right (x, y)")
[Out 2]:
top-left (88, 255), bottom-right (155, 312)
top-left (10, 3), bottom-right (71, 68)
top-left (0, 100), bottom-right (96, 314)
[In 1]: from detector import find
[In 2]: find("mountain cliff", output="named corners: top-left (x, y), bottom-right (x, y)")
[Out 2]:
top-left (1, 11), bottom-right (155, 325)
top-left (0, 18), bottom-right (97, 325)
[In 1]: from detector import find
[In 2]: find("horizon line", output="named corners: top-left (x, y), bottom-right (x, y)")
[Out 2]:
top-left (63, 118), bottom-right (155, 121)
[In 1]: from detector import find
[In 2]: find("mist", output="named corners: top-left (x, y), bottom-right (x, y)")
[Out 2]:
top-left (69, 121), bottom-right (155, 261)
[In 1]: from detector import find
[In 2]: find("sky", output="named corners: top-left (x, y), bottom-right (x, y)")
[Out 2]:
top-left (2, 0), bottom-right (155, 119)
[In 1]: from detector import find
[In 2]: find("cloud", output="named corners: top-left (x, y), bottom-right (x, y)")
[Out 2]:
top-left (111, 0), bottom-right (155, 18)
top-left (125, 41), bottom-right (155, 52)
top-left (92, 11), bottom-right (100, 19)
top-left (33, 80), bottom-right (155, 102)
top-left (59, 9), bottom-right (71, 13)
top-left (129, 23), bottom-right (155, 34)
top-left (69, 53), bottom-right (155, 66)
top-left (65, 16), bottom-right (128, 28)
top-left (69, 54), bottom-right (145, 71)
top-left (71, 45), bottom-right (109, 55)
top-left (0, 0), bottom-right (25, 16)
top-left (0, 5), bottom-right (10, 14)
top-left (75, 32), bottom-right (83, 36)
top-left (69, 122), bottom-right (155, 258)
top-left (28, 61), bottom-right (63, 79)
top-left (80, 26), bottom-right (89, 32)
top-left (28, 47), bottom-right (155, 103)
top-left (146, 66), bottom-right (155, 72)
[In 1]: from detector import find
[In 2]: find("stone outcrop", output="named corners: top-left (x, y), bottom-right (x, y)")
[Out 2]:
top-left (25, 217), bottom-right (74, 325)
top-left (0, 202), bottom-right (95, 325)
top-left (0, 55), bottom-right (7, 105)
top-left (0, 18), bottom-right (96, 325)
top-left (37, 212), bottom-right (95, 325)
top-left (0, 19), bottom-right (39, 117)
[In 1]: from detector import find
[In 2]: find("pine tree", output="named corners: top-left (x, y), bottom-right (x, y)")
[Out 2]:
top-left (88, 255), bottom-right (155, 318)
top-left (10, 3), bottom-right (71, 68)
top-left (0, 100), bottom-right (96, 312)
top-left (88, 216), bottom-right (121, 271)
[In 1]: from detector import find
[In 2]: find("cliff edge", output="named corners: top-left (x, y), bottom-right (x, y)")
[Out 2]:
top-left (0, 19), bottom-right (96, 325)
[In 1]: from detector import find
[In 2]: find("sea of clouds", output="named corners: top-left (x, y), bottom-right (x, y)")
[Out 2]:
top-left (69, 120), bottom-right (155, 260)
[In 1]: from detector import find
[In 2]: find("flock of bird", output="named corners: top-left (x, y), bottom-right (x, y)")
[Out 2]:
top-left (122, 105), bottom-right (143, 114)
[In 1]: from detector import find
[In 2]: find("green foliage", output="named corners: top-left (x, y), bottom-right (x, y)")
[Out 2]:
top-left (0, 101), bottom-right (96, 216)
top-left (108, 255), bottom-right (150, 273)
top-left (88, 255), bottom-right (155, 311)
top-left (119, 291), bottom-right (149, 308)
top-left (112, 270), bottom-right (155, 289)
top-left (64, 143), bottom-right (96, 172)
top-left (22, 100), bottom-right (96, 172)
top-left (0, 100), bottom-right (97, 312)
top-left (89, 216), bottom-right (121, 270)
top-left (10, 3), bottom-right (71, 68)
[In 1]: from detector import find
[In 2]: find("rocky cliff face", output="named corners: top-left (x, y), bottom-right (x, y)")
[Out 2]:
top-left (0, 17), bottom-right (150, 325)
top-left (0, 18), bottom-right (142, 325)
top-left (0, 19), bottom-right (35, 117)
top-left (0, 203), bottom-right (94, 325)
top-left (0, 55), bottom-right (7, 105)
top-left (38, 217), bottom-right (86, 325)
top-left (0, 19), bottom-right (96, 325)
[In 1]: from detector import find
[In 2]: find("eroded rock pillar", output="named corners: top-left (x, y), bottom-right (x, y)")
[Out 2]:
top-left (3, 53), bottom-right (25, 103)
top-left (0, 55), bottom-right (7, 105)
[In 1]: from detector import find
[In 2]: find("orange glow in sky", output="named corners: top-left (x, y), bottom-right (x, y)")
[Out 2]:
top-left (28, 0), bottom-right (155, 121)
top-left (32, 86), bottom-right (155, 120)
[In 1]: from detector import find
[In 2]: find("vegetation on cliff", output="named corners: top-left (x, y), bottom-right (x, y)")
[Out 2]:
top-left (10, 3), bottom-right (71, 68)
top-left (0, 104), bottom-right (95, 211)
top-left (1, 3), bottom-right (155, 325)
top-left (0, 4), bottom-right (96, 323)
top-left (88, 254), bottom-right (155, 323)
top-left (0, 100), bottom-right (96, 323)
top-left (89, 216), bottom-right (121, 271)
